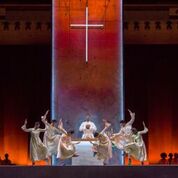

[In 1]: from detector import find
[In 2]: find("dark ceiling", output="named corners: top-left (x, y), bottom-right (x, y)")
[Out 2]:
top-left (0, 0), bottom-right (178, 4)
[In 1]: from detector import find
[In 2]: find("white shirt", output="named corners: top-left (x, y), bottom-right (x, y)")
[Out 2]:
top-left (79, 121), bottom-right (97, 139)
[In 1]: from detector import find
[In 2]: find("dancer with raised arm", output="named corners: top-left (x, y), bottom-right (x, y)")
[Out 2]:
top-left (41, 110), bottom-right (61, 165)
top-left (111, 109), bottom-right (135, 150)
top-left (124, 122), bottom-right (148, 165)
top-left (57, 119), bottom-right (78, 163)
top-left (21, 118), bottom-right (48, 165)
top-left (79, 114), bottom-right (97, 139)
top-left (92, 120), bottom-right (112, 165)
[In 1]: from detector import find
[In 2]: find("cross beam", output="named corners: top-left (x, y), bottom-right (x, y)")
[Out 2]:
top-left (70, 6), bottom-right (104, 63)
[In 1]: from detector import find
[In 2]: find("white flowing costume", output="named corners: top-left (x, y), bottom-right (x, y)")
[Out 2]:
top-left (124, 127), bottom-right (148, 162)
top-left (112, 113), bottom-right (135, 150)
top-left (92, 126), bottom-right (112, 162)
top-left (21, 124), bottom-right (47, 162)
top-left (57, 133), bottom-right (76, 160)
top-left (43, 121), bottom-right (61, 156)
top-left (79, 121), bottom-right (97, 139)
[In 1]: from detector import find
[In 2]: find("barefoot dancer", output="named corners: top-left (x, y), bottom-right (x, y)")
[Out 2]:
top-left (124, 122), bottom-right (148, 165)
top-left (21, 118), bottom-right (48, 165)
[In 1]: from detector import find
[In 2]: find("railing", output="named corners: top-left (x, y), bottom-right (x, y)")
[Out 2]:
top-left (0, 21), bottom-right (51, 31)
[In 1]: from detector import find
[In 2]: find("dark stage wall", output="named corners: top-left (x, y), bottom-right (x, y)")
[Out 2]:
top-left (0, 45), bottom-right (51, 165)
top-left (125, 45), bottom-right (178, 163)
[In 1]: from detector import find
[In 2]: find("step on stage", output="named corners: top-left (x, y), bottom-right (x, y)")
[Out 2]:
top-left (0, 166), bottom-right (177, 178)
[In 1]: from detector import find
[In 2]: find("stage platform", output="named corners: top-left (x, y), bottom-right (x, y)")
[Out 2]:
top-left (0, 166), bottom-right (178, 178)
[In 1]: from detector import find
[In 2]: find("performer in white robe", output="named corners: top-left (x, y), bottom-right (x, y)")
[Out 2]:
top-left (124, 122), bottom-right (148, 165)
top-left (21, 119), bottom-right (48, 165)
top-left (41, 110), bottom-right (61, 165)
top-left (111, 109), bottom-right (135, 150)
top-left (92, 120), bottom-right (112, 165)
top-left (79, 114), bottom-right (97, 139)
top-left (57, 119), bottom-right (77, 160)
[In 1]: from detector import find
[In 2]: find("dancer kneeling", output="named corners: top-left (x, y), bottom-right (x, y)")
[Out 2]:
top-left (124, 122), bottom-right (148, 165)
top-left (21, 119), bottom-right (48, 165)
top-left (92, 120), bottom-right (112, 165)
top-left (57, 119), bottom-right (78, 161)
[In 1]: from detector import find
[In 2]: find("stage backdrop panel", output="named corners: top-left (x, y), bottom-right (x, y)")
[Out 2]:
top-left (52, 0), bottom-right (123, 164)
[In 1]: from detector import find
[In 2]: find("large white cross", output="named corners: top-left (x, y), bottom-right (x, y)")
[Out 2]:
top-left (70, 5), bottom-right (104, 63)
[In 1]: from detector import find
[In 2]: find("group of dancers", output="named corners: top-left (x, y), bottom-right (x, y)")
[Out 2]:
top-left (21, 109), bottom-right (148, 165)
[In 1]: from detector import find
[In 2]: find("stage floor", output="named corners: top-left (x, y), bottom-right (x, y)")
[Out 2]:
top-left (0, 165), bottom-right (178, 178)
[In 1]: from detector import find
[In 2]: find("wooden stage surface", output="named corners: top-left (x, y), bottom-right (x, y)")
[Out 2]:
top-left (0, 166), bottom-right (178, 178)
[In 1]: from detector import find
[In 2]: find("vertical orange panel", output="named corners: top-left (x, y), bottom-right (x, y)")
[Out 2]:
top-left (52, 0), bottom-right (123, 164)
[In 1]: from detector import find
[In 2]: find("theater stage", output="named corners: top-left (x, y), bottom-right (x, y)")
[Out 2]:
top-left (0, 166), bottom-right (177, 178)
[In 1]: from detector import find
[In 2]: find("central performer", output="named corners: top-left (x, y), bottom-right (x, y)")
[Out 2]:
top-left (79, 114), bottom-right (97, 139)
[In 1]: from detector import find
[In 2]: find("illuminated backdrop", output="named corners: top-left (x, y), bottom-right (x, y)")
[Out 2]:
top-left (52, 0), bottom-right (124, 164)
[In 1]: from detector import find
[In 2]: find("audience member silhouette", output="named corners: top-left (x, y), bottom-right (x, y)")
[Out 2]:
top-left (2, 153), bottom-right (12, 165)
top-left (158, 152), bottom-right (167, 164)
top-left (168, 153), bottom-right (173, 164)
top-left (0, 156), bottom-right (2, 165)
top-left (173, 153), bottom-right (178, 164)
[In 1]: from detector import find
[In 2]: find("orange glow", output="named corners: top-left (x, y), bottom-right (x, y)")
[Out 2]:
top-left (1, 1), bottom-right (178, 166)
top-left (2, 127), bottom-right (47, 165)
top-left (147, 83), bottom-right (178, 164)
top-left (124, 157), bottom-right (149, 165)
top-left (0, 97), bottom-right (46, 165)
